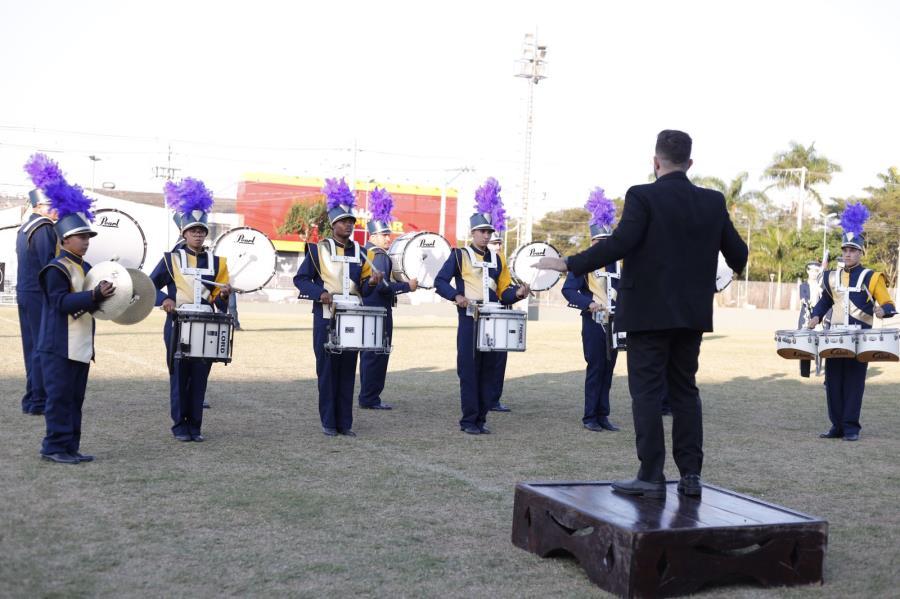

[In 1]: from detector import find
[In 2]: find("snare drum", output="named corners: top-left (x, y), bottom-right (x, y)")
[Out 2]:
top-left (326, 304), bottom-right (389, 353)
top-left (476, 304), bottom-right (527, 352)
top-left (775, 329), bottom-right (819, 360)
top-left (817, 327), bottom-right (858, 359)
top-left (855, 328), bottom-right (900, 362)
top-left (173, 311), bottom-right (234, 363)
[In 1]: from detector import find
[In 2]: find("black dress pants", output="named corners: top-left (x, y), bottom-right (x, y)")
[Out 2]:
top-left (626, 329), bottom-right (703, 482)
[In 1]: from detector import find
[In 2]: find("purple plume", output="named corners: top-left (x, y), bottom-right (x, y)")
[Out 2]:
top-left (474, 177), bottom-right (506, 232)
top-left (585, 187), bottom-right (616, 227)
top-left (840, 202), bottom-right (869, 235)
top-left (369, 186), bottom-right (394, 223)
top-left (46, 179), bottom-right (95, 222)
top-left (24, 153), bottom-right (65, 190)
top-left (322, 177), bottom-right (356, 211)
top-left (164, 177), bottom-right (214, 213)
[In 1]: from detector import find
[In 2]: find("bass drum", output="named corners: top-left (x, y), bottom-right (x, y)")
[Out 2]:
top-left (715, 252), bottom-right (733, 293)
top-left (84, 208), bottom-right (147, 269)
top-left (212, 227), bottom-right (277, 292)
top-left (509, 241), bottom-right (562, 292)
top-left (387, 231), bottom-right (452, 290)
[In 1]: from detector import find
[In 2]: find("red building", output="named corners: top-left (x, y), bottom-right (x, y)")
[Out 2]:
top-left (236, 173), bottom-right (458, 252)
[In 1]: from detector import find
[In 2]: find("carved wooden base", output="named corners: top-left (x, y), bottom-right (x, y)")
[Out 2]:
top-left (511, 481), bottom-right (827, 598)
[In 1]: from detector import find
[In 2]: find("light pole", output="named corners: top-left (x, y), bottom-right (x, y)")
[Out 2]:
top-left (514, 31), bottom-right (548, 247)
top-left (440, 167), bottom-right (472, 241)
top-left (768, 273), bottom-right (776, 310)
top-left (822, 211), bottom-right (837, 264)
top-left (771, 167), bottom-right (808, 231)
top-left (89, 155), bottom-right (101, 192)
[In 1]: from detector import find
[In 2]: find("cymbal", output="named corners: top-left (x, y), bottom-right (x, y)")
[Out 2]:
top-left (112, 269), bottom-right (157, 325)
top-left (83, 261), bottom-right (133, 321)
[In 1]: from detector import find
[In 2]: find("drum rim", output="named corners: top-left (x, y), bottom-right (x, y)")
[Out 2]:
top-left (212, 226), bottom-right (277, 293)
top-left (510, 240), bottom-right (562, 292)
top-left (90, 208), bottom-right (148, 269)
top-left (390, 230), bottom-right (450, 291)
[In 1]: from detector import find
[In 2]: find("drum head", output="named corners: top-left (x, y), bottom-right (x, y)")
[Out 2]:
top-left (393, 232), bottom-right (451, 290)
top-left (83, 260), bottom-right (134, 320)
top-left (84, 209), bottom-right (147, 269)
top-left (510, 241), bottom-right (562, 292)
top-left (715, 252), bottom-right (733, 293)
top-left (212, 227), bottom-right (277, 292)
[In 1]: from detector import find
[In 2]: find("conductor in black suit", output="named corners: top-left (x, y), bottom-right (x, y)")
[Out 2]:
top-left (537, 130), bottom-right (748, 499)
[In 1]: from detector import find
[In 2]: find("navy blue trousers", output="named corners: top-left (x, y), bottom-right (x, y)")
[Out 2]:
top-left (313, 314), bottom-right (358, 431)
top-left (358, 312), bottom-right (393, 407)
top-left (456, 314), bottom-right (505, 428)
top-left (17, 292), bottom-right (47, 413)
top-left (40, 352), bottom-right (89, 455)
top-left (164, 322), bottom-right (212, 436)
top-left (824, 358), bottom-right (868, 435)
top-left (488, 353), bottom-right (508, 408)
top-left (581, 314), bottom-right (618, 424)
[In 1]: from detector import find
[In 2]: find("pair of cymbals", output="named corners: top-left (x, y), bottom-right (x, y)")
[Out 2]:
top-left (83, 261), bottom-right (156, 325)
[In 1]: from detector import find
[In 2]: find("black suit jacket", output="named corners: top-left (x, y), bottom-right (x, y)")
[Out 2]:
top-left (567, 171), bottom-right (748, 333)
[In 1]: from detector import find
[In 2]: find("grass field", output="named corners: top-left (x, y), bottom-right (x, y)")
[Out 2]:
top-left (1, 303), bottom-right (898, 598)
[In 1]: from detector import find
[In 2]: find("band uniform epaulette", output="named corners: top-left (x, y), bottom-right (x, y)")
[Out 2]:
top-left (22, 216), bottom-right (54, 242)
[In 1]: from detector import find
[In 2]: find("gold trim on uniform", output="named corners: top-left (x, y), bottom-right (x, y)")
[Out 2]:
top-left (59, 256), bottom-right (94, 364)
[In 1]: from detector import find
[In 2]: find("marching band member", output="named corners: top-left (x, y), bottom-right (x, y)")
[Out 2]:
top-left (561, 188), bottom-right (621, 433)
top-left (150, 178), bottom-right (231, 443)
top-left (435, 178), bottom-right (529, 435)
top-left (358, 186), bottom-right (416, 410)
top-left (486, 231), bottom-right (511, 413)
top-left (808, 203), bottom-right (896, 441)
top-left (37, 169), bottom-right (115, 464)
top-left (294, 178), bottom-right (381, 437)
top-left (17, 154), bottom-right (60, 416)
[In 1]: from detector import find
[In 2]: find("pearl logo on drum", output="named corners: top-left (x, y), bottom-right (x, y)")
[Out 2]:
top-left (528, 247), bottom-right (547, 257)
top-left (99, 216), bottom-right (120, 228)
top-left (418, 239), bottom-right (437, 248)
top-left (236, 234), bottom-right (256, 245)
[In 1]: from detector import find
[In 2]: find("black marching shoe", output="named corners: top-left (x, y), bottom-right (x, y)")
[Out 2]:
top-left (843, 433), bottom-right (860, 441)
top-left (460, 425), bottom-right (481, 435)
top-left (361, 403), bottom-right (393, 410)
top-left (203, 402), bottom-right (211, 409)
top-left (322, 427), bottom-right (338, 437)
top-left (174, 434), bottom-right (193, 442)
top-left (598, 419), bottom-right (620, 432)
top-left (489, 404), bottom-right (511, 412)
top-left (478, 426), bottom-right (492, 434)
top-left (41, 452), bottom-right (79, 465)
top-left (677, 474), bottom-right (702, 497)
top-left (818, 429), bottom-right (843, 439)
top-left (338, 429), bottom-right (357, 437)
top-left (71, 452), bottom-right (95, 463)
top-left (583, 422), bottom-right (604, 432)
top-left (191, 434), bottom-right (205, 442)
top-left (612, 478), bottom-right (667, 499)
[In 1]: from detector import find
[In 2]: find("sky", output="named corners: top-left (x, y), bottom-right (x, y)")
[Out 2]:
top-left (1, 0), bottom-right (898, 237)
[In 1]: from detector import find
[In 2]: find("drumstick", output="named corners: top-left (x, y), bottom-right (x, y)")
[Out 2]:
top-left (229, 254), bottom-right (258, 279)
top-left (206, 280), bottom-right (248, 294)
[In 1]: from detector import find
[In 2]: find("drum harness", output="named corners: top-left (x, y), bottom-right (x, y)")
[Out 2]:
top-left (590, 263), bottom-right (624, 360)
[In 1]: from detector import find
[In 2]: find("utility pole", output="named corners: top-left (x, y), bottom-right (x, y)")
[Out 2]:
top-left (153, 144), bottom-right (181, 248)
top-left (771, 167), bottom-right (809, 231)
top-left (88, 155), bottom-right (101, 192)
top-left (514, 31), bottom-right (548, 247)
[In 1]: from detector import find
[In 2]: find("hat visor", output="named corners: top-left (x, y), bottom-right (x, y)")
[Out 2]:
top-left (470, 224), bottom-right (495, 232)
top-left (63, 226), bottom-right (97, 238)
top-left (181, 222), bottom-right (210, 234)
top-left (331, 215), bottom-right (357, 225)
top-left (840, 241), bottom-right (864, 251)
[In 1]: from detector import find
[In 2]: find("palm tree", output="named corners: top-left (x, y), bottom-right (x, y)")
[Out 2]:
top-left (757, 225), bottom-right (797, 307)
top-left (692, 172), bottom-right (769, 220)
top-left (764, 142), bottom-right (842, 218)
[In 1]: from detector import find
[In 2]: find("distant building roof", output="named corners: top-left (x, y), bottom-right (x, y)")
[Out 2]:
top-left (98, 189), bottom-right (236, 213)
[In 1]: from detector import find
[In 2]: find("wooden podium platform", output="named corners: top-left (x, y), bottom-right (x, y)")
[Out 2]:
top-left (512, 481), bottom-right (827, 598)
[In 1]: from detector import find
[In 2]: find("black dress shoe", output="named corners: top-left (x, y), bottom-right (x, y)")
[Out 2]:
top-left (460, 425), bottom-right (481, 435)
top-left (338, 429), bottom-right (357, 437)
top-left (203, 402), bottom-right (211, 409)
top-left (191, 434), bottom-right (205, 442)
top-left (322, 427), bottom-right (338, 437)
top-left (71, 452), bottom-right (95, 463)
top-left (598, 419), bottom-right (620, 432)
top-left (41, 452), bottom-right (79, 465)
top-left (489, 404), bottom-right (511, 412)
top-left (479, 426), bottom-right (492, 434)
top-left (361, 403), bottom-right (393, 410)
top-left (174, 434), bottom-right (193, 442)
top-left (819, 430), bottom-right (843, 439)
top-left (677, 474), bottom-right (702, 496)
top-left (583, 422), bottom-right (604, 432)
top-left (612, 478), bottom-right (666, 499)
top-left (843, 433), bottom-right (860, 441)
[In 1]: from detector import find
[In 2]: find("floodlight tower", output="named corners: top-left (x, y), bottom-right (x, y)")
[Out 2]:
top-left (514, 31), bottom-right (548, 246)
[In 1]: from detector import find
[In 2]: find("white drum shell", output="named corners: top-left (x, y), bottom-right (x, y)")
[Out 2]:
top-left (328, 305), bottom-right (388, 352)
top-left (212, 227), bottom-right (277, 292)
top-left (175, 311), bottom-right (234, 362)
top-left (510, 242), bottom-right (562, 292)
top-left (477, 305), bottom-right (527, 352)
top-left (715, 252), bottom-right (733, 293)
top-left (775, 329), bottom-right (819, 360)
top-left (387, 232), bottom-right (452, 290)
top-left (84, 208), bottom-right (148, 269)
top-left (818, 329), bottom-right (858, 359)
top-left (855, 328), bottom-right (900, 362)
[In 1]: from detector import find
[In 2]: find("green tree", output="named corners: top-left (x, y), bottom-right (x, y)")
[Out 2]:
top-left (691, 172), bottom-right (770, 220)
top-left (532, 208), bottom-right (593, 256)
top-left (764, 141), bottom-right (842, 214)
top-left (754, 226), bottom-right (797, 305)
top-left (278, 201), bottom-right (332, 240)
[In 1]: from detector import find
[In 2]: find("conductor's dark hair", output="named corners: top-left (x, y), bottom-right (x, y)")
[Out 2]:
top-left (655, 130), bottom-right (692, 165)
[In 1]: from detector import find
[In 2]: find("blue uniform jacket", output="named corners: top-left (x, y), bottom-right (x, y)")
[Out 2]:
top-left (36, 250), bottom-right (101, 360)
top-left (811, 264), bottom-right (896, 328)
top-left (561, 263), bottom-right (619, 316)
top-left (16, 214), bottom-right (58, 295)
top-left (293, 240), bottom-right (376, 317)
top-left (435, 246), bottom-right (520, 310)
top-left (149, 249), bottom-right (229, 318)
top-left (361, 243), bottom-right (411, 309)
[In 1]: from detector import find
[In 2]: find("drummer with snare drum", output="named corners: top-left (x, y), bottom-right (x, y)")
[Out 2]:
top-left (149, 178), bottom-right (232, 443)
top-left (486, 231), bottom-right (512, 413)
top-left (293, 178), bottom-right (381, 437)
top-left (807, 203), bottom-right (895, 442)
top-left (561, 188), bottom-right (621, 433)
top-left (435, 177), bottom-right (529, 435)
